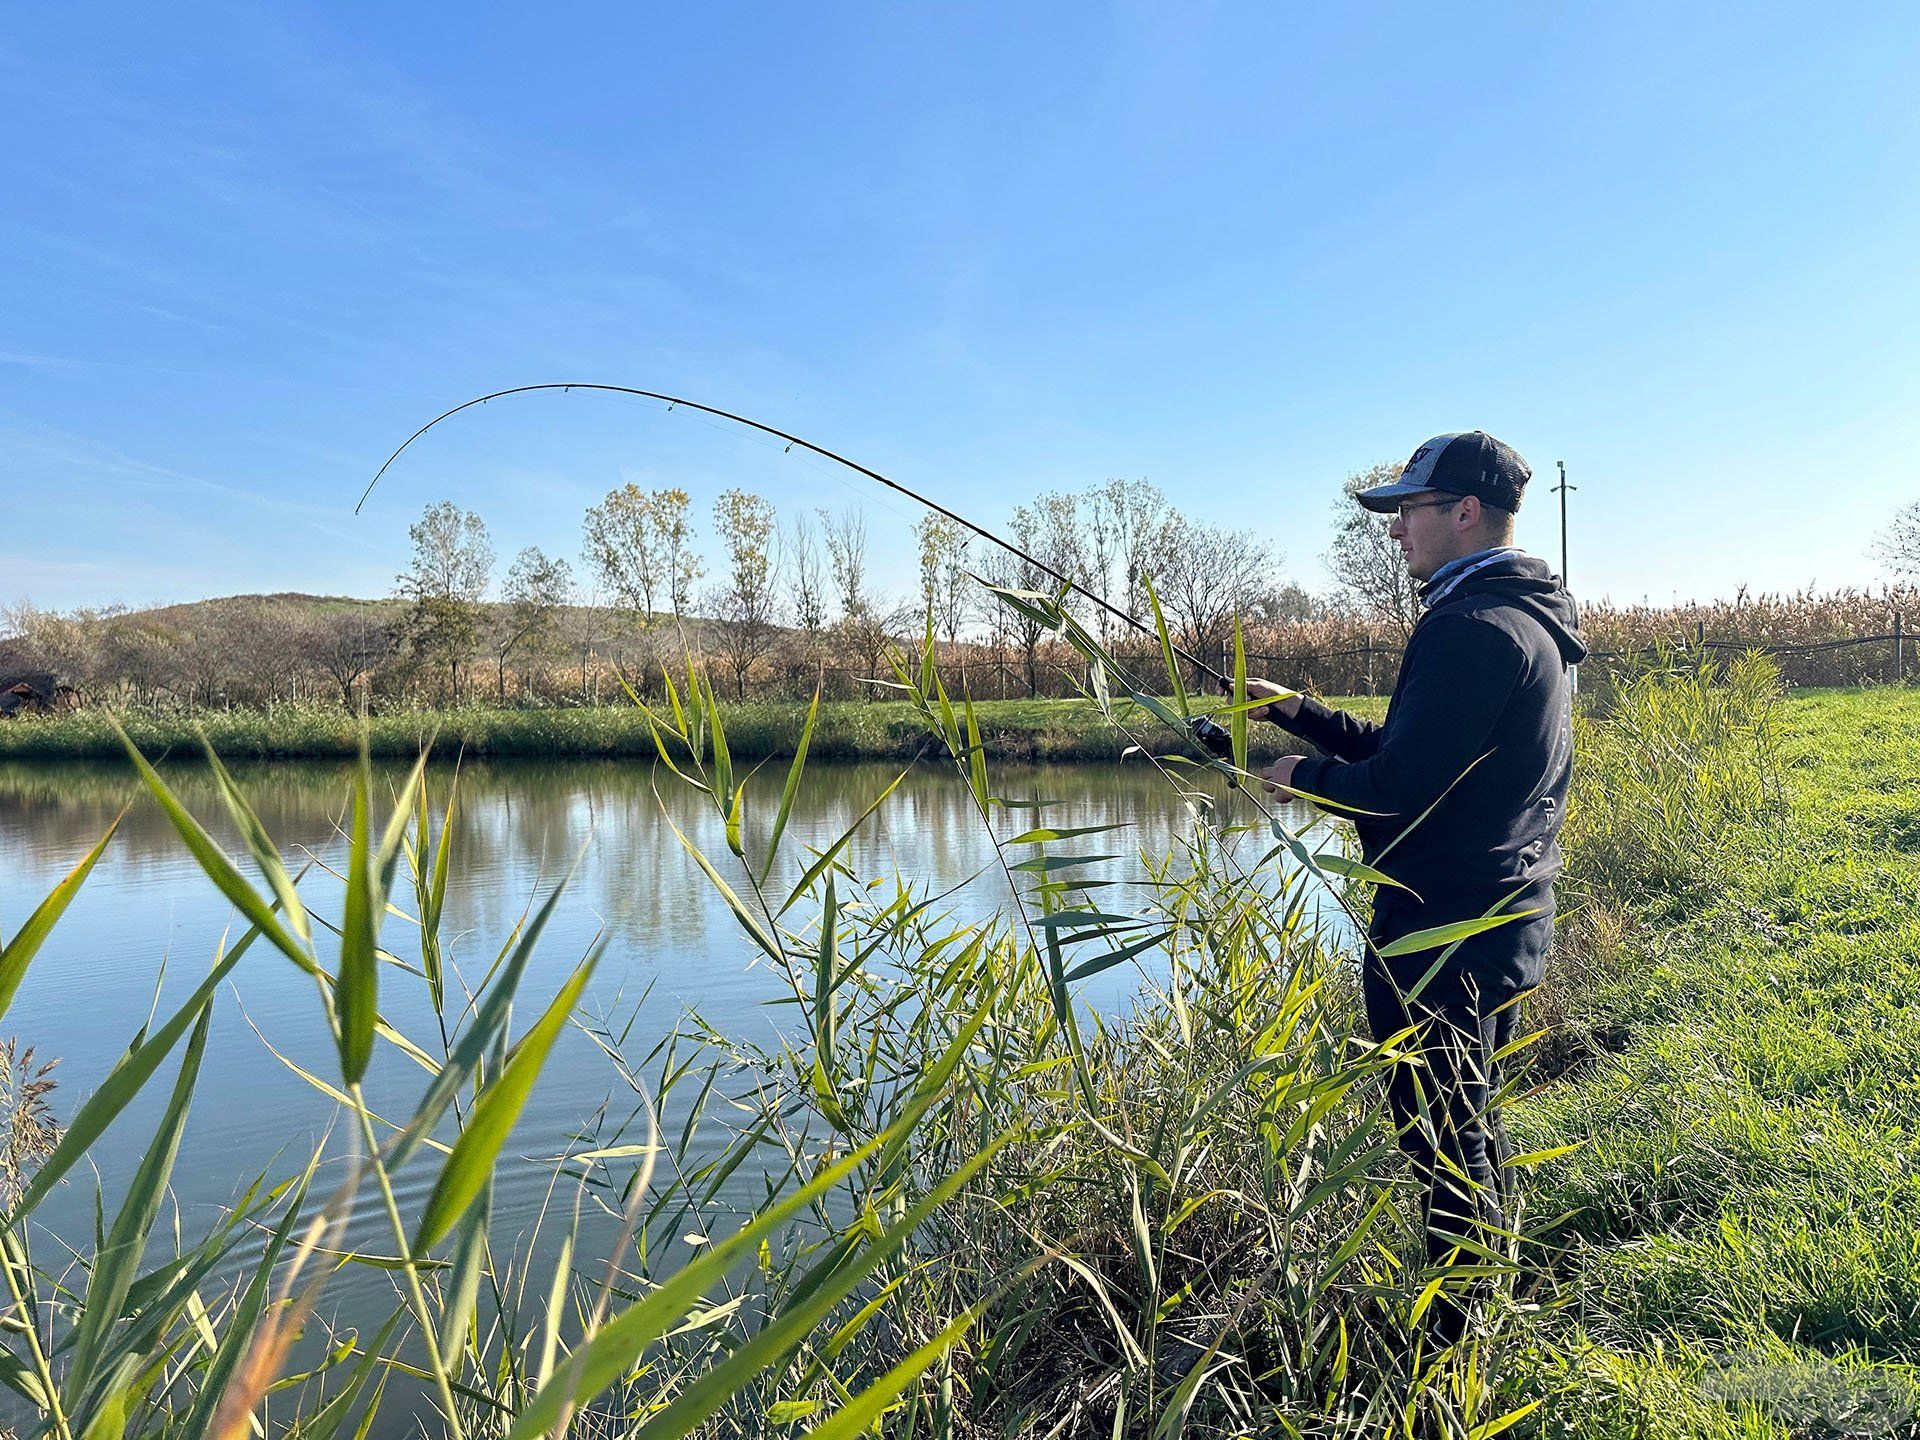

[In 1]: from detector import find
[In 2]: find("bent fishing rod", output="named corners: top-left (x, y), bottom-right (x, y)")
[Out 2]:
top-left (360, 382), bottom-right (1239, 697)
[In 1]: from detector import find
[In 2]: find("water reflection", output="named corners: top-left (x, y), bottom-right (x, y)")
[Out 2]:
top-left (0, 755), bottom-right (1335, 1342)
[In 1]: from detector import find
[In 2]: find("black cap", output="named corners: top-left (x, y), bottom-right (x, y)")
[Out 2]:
top-left (1356, 431), bottom-right (1531, 514)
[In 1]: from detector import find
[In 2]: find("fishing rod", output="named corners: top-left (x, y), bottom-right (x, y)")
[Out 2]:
top-left (360, 383), bottom-right (1244, 710)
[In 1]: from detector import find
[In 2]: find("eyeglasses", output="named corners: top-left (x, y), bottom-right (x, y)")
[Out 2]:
top-left (1393, 495), bottom-right (1462, 522)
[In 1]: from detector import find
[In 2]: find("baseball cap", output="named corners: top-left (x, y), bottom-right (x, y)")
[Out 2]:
top-left (1356, 431), bottom-right (1531, 514)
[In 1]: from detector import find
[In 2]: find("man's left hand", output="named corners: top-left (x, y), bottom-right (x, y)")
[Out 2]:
top-left (1261, 755), bottom-right (1306, 801)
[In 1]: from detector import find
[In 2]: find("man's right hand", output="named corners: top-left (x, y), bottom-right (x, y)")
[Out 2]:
top-left (1244, 677), bottom-right (1302, 723)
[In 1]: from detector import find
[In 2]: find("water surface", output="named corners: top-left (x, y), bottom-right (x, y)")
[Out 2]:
top-left (0, 756), bottom-right (1334, 1345)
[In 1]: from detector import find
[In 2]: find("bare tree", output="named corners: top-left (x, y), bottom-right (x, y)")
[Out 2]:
top-left (819, 507), bottom-right (901, 697)
top-left (820, 507), bottom-right (868, 624)
top-left (491, 548), bottom-right (572, 703)
top-left (709, 489), bottom-right (780, 699)
top-left (302, 608), bottom-right (393, 711)
top-left (562, 582), bottom-right (610, 703)
top-left (222, 600), bottom-right (308, 704)
top-left (785, 512), bottom-right (828, 636)
top-left (100, 616), bottom-right (178, 708)
top-left (1097, 478), bottom-right (1175, 623)
top-left (175, 600), bottom-right (245, 712)
top-left (1, 601), bottom-right (109, 699)
top-left (1873, 500), bottom-right (1920, 581)
top-left (1325, 462), bottom-right (1421, 636)
top-left (395, 501), bottom-right (493, 701)
top-left (982, 506), bottom-right (1057, 695)
top-left (1155, 517), bottom-right (1282, 680)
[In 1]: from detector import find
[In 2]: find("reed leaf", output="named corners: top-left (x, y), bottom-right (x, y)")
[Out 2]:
top-left (0, 808), bottom-right (121, 1025)
top-left (6, 930), bottom-right (254, 1225)
top-left (502, 1102), bottom-right (940, 1440)
top-left (1373, 908), bottom-right (1542, 959)
top-left (176, 1149), bottom-right (320, 1440)
top-left (67, 1005), bottom-right (212, 1399)
top-left (337, 753), bottom-right (377, 1085)
top-left (760, 687), bottom-right (819, 882)
top-left (414, 952), bottom-right (599, 1254)
top-left (1232, 611), bottom-right (1249, 775)
top-left (200, 740), bottom-right (312, 947)
top-left (387, 850), bottom-right (585, 1174)
top-left (112, 719), bottom-right (316, 975)
top-left (777, 767), bottom-right (910, 916)
top-left (631, 1132), bottom-right (1020, 1440)
top-left (1142, 575), bottom-right (1189, 719)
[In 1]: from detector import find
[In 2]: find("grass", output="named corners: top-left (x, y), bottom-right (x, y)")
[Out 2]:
top-left (3, 581), bottom-right (1918, 1436)
top-left (1502, 681), bottom-right (1920, 1435)
top-left (0, 696), bottom-right (1381, 764)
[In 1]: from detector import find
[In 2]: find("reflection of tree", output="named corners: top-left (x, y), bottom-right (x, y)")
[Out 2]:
top-left (0, 759), bottom-right (1299, 999)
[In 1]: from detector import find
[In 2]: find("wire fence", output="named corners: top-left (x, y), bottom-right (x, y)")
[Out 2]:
top-left (781, 619), bottom-right (1915, 703)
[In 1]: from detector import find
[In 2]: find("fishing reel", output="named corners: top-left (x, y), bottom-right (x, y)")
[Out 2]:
top-left (1188, 714), bottom-right (1232, 759)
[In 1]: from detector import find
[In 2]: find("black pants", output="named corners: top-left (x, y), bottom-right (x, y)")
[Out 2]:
top-left (1362, 925), bottom-right (1544, 1348)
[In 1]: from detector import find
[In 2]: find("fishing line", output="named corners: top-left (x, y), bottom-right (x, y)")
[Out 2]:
top-left (358, 382), bottom-right (1233, 687)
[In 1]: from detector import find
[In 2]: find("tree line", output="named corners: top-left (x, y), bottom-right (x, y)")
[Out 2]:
top-left (6, 474), bottom-right (1917, 711)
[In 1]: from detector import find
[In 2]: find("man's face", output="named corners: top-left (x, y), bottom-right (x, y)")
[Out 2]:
top-left (1386, 492), bottom-right (1467, 583)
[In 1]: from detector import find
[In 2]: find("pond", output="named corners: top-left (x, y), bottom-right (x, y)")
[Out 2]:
top-left (0, 755), bottom-right (1339, 1355)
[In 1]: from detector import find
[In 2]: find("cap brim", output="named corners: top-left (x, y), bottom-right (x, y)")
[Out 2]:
top-left (1355, 481), bottom-right (1440, 514)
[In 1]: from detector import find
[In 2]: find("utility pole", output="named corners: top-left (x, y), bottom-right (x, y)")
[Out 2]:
top-left (1552, 460), bottom-right (1576, 588)
top-left (1553, 459), bottom-right (1579, 695)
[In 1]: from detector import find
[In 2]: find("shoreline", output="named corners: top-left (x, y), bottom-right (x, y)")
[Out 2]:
top-left (0, 697), bottom-right (1381, 765)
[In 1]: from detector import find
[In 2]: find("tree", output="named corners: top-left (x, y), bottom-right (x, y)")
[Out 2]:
top-left (302, 608), bottom-right (393, 711)
top-left (563, 581), bottom-right (610, 703)
top-left (658, 488), bottom-right (703, 619)
top-left (819, 507), bottom-right (897, 697)
top-left (820, 507), bottom-right (868, 624)
top-left (583, 485), bottom-right (703, 630)
top-left (583, 484), bottom-right (667, 620)
top-left (984, 505), bottom-right (1057, 695)
top-left (491, 547), bottom-right (572, 703)
top-left (785, 512), bottom-right (828, 637)
top-left (1154, 516), bottom-right (1282, 682)
top-left (1024, 491), bottom-right (1089, 627)
top-left (175, 600), bottom-right (247, 712)
top-left (709, 489), bottom-right (780, 699)
top-left (396, 501), bottom-right (493, 700)
top-left (914, 514), bottom-right (971, 647)
top-left (1095, 478), bottom-right (1175, 627)
top-left (1248, 582), bottom-right (1329, 626)
top-left (3, 602), bottom-right (101, 700)
top-left (1873, 501), bottom-right (1920, 581)
top-left (1325, 462), bottom-right (1421, 637)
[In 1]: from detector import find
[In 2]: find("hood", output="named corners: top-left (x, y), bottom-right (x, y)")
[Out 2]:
top-left (1422, 551), bottom-right (1588, 665)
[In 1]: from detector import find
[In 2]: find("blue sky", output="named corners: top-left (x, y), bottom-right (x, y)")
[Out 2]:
top-left (3, 2), bottom-right (1916, 613)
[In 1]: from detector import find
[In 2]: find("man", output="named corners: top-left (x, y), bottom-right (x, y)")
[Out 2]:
top-left (1247, 430), bottom-right (1586, 1348)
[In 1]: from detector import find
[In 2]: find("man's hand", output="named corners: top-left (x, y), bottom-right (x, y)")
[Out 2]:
top-left (1260, 755), bottom-right (1306, 801)
top-left (1243, 677), bottom-right (1302, 723)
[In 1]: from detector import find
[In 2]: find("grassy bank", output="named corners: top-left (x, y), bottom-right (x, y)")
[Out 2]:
top-left (0, 696), bottom-right (1381, 764)
top-left (1506, 680), bottom-right (1920, 1433)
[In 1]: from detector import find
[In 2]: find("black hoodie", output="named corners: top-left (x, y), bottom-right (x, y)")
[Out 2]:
top-left (1283, 551), bottom-right (1587, 976)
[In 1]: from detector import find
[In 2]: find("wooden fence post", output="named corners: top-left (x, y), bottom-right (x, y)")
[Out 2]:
top-left (1896, 612), bottom-right (1906, 685)
top-left (1695, 619), bottom-right (1706, 651)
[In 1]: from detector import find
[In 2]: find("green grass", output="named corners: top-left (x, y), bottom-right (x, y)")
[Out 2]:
top-left (0, 696), bottom-right (1383, 763)
top-left (1506, 684), bottom-right (1920, 1434)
